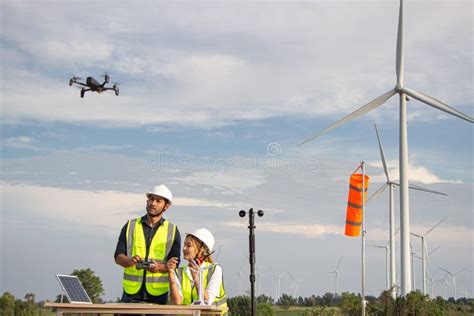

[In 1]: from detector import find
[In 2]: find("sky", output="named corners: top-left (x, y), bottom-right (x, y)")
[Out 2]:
top-left (0, 0), bottom-right (472, 302)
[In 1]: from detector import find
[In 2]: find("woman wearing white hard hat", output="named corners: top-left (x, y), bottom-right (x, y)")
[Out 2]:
top-left (167, 228), bottom-right (228, 314)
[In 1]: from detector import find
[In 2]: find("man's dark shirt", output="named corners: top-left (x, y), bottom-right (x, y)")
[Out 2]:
top-left (114, 215), bottom-right (181, 304)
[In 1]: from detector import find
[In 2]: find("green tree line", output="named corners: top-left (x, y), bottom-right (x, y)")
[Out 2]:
top-left (2, 268), bottom-right (472, 315)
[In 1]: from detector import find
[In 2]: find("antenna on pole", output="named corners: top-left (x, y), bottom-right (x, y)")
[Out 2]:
top-left (239, 208), bottom-right (264, 316)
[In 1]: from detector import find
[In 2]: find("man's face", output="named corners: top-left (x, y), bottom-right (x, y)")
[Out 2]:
top-left (146, 195), bottom-right (169, 217)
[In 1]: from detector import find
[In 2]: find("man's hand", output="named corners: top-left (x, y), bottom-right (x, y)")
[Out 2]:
top-left (115, 254), bottom-right (141, 268)
top-left (146, 260), bottom-right (168, 273)
top-left (131, 255), bottom-right (142, 266)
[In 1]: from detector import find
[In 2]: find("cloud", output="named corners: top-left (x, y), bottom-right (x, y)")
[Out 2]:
top-left (2, 136), bottom-right (38, 151)
top-left (1, 1), bottom-right (471, 127)
top-left (368, 159), bottom-right (461, 184)
top-left (0, 183), bottom-right (234, 233)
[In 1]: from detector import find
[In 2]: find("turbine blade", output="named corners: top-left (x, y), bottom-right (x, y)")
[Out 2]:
top-left (396, 0), bottom-right (404, 85)
top-left (367, 183), bottom-right (388, 204)
top-left (408, 182), bottom-right (448, 196)
top-left (425, 216), bottom-right (447, 236)
top-left (298, 89), bottom-right (396, 146)
top-left (440, 268), bottom-right (453, 277)
top-left (402, 87), bottom-right (474, 123)
top-left (455, 266), bottom-right (469, 276)
top-left (428, 245), bottom-right (440, 257)
top-left (336, 256), bottom-right (343, 270)
top-left (374, 124), bottom-right (391, 182)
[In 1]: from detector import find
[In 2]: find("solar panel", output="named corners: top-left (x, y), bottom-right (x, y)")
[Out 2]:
top-left (56, 274), bottom-right (92, 304)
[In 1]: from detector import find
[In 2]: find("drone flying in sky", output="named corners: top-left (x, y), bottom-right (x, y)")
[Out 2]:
top-left (69, 74), bottom-right (119, 98)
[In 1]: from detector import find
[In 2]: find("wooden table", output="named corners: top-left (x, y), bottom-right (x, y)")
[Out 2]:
top-left (44, 302), bottom-right (223, 315)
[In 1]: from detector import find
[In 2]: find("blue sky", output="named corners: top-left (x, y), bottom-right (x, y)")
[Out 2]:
top-left (1, 0), bottom-right (472, 302)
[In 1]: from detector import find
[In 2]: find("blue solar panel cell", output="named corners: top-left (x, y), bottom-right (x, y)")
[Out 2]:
top-left (56, 275), bottom-right (92, 304)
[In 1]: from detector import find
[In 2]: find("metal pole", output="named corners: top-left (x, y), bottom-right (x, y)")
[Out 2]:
top-left (239, 208), bottom-right (264, 316)
top-left (399, 91), bottom-right (412, 296)
top-left (362, 161), bottom-right (366, 316)
top-left (249, 208), bottom-right (256, 316)
top-left (385, 246), bottom-right (389, 290)
top-left (389, 184), bottom-right (397, 298)
top-left (421, 237), bottom-right (426, 295)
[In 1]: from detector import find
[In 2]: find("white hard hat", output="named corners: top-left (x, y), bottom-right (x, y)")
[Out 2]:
top-left (146, 184), bottom-right (173, 204)
top-left (188, 228), bottom-right (215, 252)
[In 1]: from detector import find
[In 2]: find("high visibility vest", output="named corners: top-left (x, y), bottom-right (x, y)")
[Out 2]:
top-left (123, 217), bottom-right (176, 296)
top-left (177, 262), bottom-right (228, 315)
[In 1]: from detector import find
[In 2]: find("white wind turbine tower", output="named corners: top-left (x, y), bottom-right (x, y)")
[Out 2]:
top-left (328, 256), bottom-right (343, 296)
top-left (410, 217), bottom-right (447, 296)
top-left (409, 243), bottom-right (419, 290)
top-left (298, 0), bottom-right (473, 296)
top-left (367, 124), bottom-right (446, 298)
top-left (440, 266), bottom-right (469, 300)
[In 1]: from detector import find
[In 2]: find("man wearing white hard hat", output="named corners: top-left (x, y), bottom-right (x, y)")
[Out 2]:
top-left (114, 184), bottom-right (182, 307)
top-left (167, 228), bottom-right (228, 315)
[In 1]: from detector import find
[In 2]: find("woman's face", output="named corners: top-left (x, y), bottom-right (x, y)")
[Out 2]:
top-left (183, 236), bottom-right (199, 261)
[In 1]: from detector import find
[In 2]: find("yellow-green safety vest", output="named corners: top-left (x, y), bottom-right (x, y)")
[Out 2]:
top-left (123, 217), bottom-right (176, 296)
top-left (177, 262), bottom-right (228, 315)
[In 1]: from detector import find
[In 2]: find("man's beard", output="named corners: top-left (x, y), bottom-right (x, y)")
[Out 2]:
top-left (146, 206), bottom-right (164, 217)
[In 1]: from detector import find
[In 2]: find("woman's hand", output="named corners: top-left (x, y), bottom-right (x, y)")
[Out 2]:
top-left (189, 259), bottom-right (200, 282)
top-left (167, 257), bottom-right (179, 272)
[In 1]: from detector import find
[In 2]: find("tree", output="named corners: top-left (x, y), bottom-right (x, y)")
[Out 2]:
top-left (227, 295), bottom-right (250, 315)
top-left (71, 268), bottom-right (105, 303)
top-left (0, 292), bottom-right (16, 316)
top-left (339, 292), bottom-right (360, 316)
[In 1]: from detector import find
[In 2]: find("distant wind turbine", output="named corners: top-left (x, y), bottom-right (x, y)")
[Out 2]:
top-left (440, 266), bottom-right (469, 300)
top-left (367, 124), bottom-right (446, 298)
top-left (298, 0), bottom-right (473, 296)
top-left (235, 257), bottom-right (246, 296)
top-left (368, 243), bottom-right (390, 291)
top-left (271, 269), bottom-right (286, 301)
top-left (410, 217), bottom-right (447, 296)
top-left (328, 256), bottom-right (343, 296)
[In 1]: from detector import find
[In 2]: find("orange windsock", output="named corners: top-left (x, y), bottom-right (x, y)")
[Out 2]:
top-left (345, 173), bottom-right (369, 237)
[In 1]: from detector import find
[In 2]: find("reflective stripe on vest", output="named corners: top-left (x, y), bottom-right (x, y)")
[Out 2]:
top-left (122, 217), bottom-right (176, 296)
top-left (178, 263), bottom-right (228, 314)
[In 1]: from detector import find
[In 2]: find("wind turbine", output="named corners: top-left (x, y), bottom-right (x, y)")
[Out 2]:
top-left (435, 278), bottom-right (449, 299)
top-left (367, 124), bottom-right (446, 298)
top-left (440, 266), bottom-right (469, 300)
top-left (410, 217), bottom-right (447, 296)
top-left (298, 0), bottom-right (473, 296)
top-left (271, 269), bottom-right (286, 301)
top-left (424, 245), bottom-right (440, 297)
top-left (256, 265), bottom-right (265, 297)
top-left (328, 256), bottom-right (343, 296)
top-left (286, 272), bottom-right (302, 298)
top-left (368, 243), bottom-right (390, 291)
top-left (235, 257), bottom-right (246, 296)
top-left (409, 243), bottom-right (419, 290)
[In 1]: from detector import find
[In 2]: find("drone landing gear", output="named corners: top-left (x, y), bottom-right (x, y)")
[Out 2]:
top-left (80, 88), bottom-right (85, 98)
